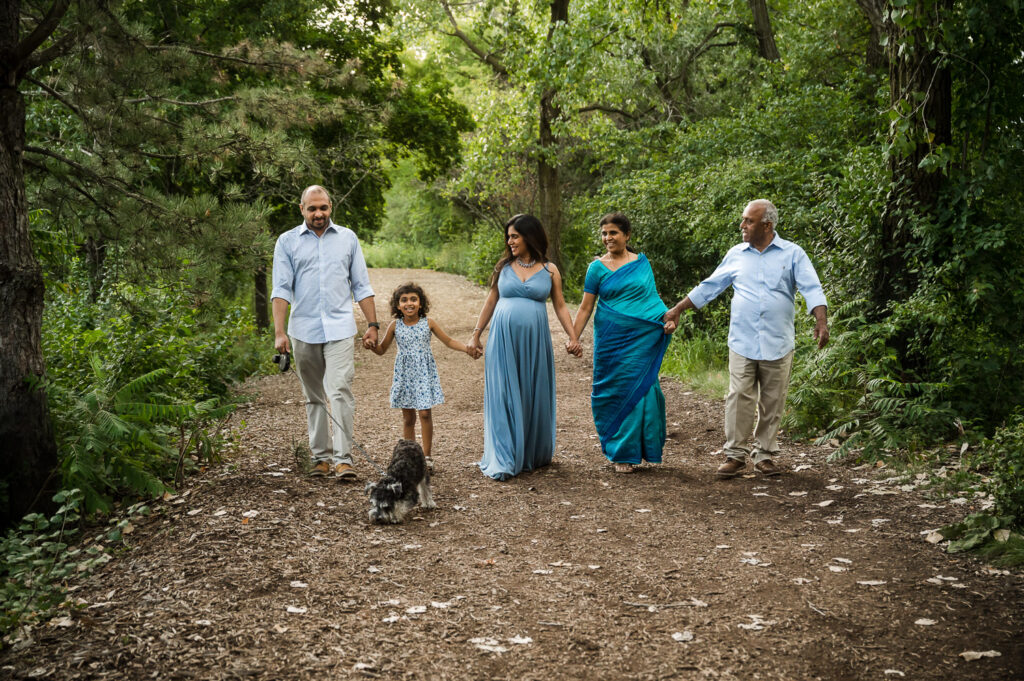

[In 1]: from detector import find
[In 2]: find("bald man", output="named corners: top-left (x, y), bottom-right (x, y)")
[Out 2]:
top-left (271, 186), bottom-right (379, 480)
top-left (663, 200), bottom-right (829, 478)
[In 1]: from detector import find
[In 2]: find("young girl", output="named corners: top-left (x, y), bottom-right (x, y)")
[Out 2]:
top-left (372, 283), bottom-right (480, 463)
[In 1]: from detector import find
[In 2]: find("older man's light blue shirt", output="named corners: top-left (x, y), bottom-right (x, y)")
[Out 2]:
top-left (687, 233), bottom-right (827, 361)
top-left (271, 221), bottom-right (375, 344)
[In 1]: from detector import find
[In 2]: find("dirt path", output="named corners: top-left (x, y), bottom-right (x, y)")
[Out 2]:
top-left (4, 268), bottom-right (1021, 680)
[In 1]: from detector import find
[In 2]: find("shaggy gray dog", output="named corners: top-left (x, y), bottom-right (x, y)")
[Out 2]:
top-left (365, 439), bottom-right (436, 524)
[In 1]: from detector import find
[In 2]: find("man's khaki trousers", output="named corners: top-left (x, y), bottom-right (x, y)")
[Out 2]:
top-left (723, 349), bottom-right (794, 464)
top-left (291, 337), bottom-right (355, 465)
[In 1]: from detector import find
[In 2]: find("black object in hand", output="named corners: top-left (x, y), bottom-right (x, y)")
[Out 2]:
top-left (272, 352), bottom-right (290, 372)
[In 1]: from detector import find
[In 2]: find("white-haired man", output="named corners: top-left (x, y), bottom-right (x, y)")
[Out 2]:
top-left (271, 185), bottom-right (379, 480)
top-left (663, 199), bottom-right (829, 478)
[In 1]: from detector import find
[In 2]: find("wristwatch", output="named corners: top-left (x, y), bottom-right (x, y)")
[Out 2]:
top-left (367, 322), bottom-right (380, 329)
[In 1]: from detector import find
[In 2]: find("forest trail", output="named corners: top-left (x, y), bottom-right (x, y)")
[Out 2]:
top-left (4, 268), bottom-right (1021, 680)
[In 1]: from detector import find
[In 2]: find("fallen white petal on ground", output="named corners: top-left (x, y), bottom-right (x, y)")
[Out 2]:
top-left (737, 615), bottom-right (777, 631)
top-left (508, 635), bottom-right (533, 645)
top-left (403, 544), bottom-right (422, 550)
top-left (242, 510), bottom-right (259, 518)
top-left (833, 557), bottom-right (853, 564)
top-left (959, 650), bottom-right (1001, 661)
top-left (829, 565), bottom-right (848, 572)
top-left (883, 670), bottom-right (905, 677)
top-left (635, 509), bottom-right (652, 513)
top-left (816, 500), bottom-right (835, 507)
top-left (856, 580), bottom-right (887, 586)
top-left (286, 606), bottom-right (307, 614)
top-left (671, 631), bottom-right (695, 642)
top-left (289, 581), bottom-right (308, 588)
top-left (405, 605), bottom-right (427, 614)
top-left (533, 569), bottom-right (553, 575)
top-left (469, 637), bottom-right (508, 653)
top-left (914, 618), bottom-right (936, 626)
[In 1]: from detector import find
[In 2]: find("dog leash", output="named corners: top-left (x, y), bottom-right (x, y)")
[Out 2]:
top-left (274, 351), bottom-right (387, 476)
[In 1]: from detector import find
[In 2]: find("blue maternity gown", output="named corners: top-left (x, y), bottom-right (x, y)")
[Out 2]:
top-left (478, 264), bottom-right (557, 480)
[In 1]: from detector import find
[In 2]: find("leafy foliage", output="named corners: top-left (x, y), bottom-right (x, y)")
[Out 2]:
top-left (0, 490), bottom-right (115, 638)
top-left (41, 267), bottom-right (261, 513)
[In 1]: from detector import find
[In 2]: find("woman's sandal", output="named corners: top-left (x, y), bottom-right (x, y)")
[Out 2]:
top-left (614, 463), bottom-right (635, 474)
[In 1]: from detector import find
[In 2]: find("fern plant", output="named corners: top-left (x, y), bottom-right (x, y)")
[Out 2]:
top-left (53, 356), bottom-right (216, 513)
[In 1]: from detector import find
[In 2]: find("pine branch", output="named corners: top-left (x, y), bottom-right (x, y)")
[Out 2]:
top-left (14, 0), bottom-right (71, 64)
top-left (122, 95), bottom-right (238, 107)
top-left (144, 44), bottom-right (292, 69)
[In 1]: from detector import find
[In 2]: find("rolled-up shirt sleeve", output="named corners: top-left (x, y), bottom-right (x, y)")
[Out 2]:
top-left (686, 250), bottom-right (737, 309)
top-left (794, 247), bottom-right (827, 312)
top-left (348, 241), bottom-right (375, 302)
top-left (270, 234), bottom-right (294, 303)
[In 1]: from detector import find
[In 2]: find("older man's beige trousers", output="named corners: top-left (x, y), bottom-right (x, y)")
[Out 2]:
top-left (723, 349), bottom-right (794, 463)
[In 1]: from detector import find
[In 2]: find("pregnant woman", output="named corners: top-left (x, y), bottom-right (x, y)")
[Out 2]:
top-left (469, 214), bottom-right (582, 480)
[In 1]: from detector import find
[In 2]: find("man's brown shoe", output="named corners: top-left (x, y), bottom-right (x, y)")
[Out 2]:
top-left (754, 459), bottom-right (781, 477)
top-left (309, 461), bottom-right (331, 477)
top-left (716, 459), bottom-right (746, 479)
top-left (333, 463), bottom-right (358, 481)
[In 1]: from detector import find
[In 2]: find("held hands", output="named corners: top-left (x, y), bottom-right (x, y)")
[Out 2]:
top-left (662, 307), bottom-right (680, 335)
top-left (466, 332), bottom-right (484, 360)
top-left (361, 326), bottom-right (378, 350)
top-left (565, 339), bottom-right (583, 357)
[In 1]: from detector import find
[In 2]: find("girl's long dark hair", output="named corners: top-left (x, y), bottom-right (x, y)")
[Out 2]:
top-left (491, 214), bottom-right (549, 286)
top-left (389, 282), bottom-right (429, 319)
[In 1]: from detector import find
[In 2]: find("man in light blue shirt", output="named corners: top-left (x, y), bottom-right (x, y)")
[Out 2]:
top-left (272, 185), bottom-right (379, 480)
top-left (663, 199), bottom-right (829, 478)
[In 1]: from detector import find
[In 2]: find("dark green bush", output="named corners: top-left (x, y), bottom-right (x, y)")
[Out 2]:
top-left (41, 270), bottom-right (263, 512)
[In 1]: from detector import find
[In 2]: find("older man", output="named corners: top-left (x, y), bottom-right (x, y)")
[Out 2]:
top-left (271, 185), bottom-right (379, 480)
top-left (663, 199), bottom-right (828, 478)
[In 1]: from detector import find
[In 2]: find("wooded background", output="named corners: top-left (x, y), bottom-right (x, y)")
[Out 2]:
top-left (2, 0), bottom-right (1022, 559)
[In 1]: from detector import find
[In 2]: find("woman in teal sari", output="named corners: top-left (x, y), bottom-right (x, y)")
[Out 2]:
top-left (573, 213), bottom-right (671, 473)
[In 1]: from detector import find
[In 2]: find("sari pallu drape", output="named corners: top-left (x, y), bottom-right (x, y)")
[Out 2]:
top-left (589, 256), bottom-right (670, 463)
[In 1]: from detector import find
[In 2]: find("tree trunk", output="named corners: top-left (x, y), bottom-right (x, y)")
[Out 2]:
top-left (539, 0), bottom-right (570, 270)
top-left (747, 0), bottom-right (780, 61)
top-left (871, 0), bottom-right (952, 314)
top-left (253, 262), bottom-right (269, 330)
top-left (1, 0), bottom-right (60, 529)
top-left (538, 89), bottom-right (563, 270)
top-left (855, 0), bottom-right (887, 70)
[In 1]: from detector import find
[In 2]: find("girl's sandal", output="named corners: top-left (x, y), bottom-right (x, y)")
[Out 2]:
top-left (614, 463), bottom-right (634, 474)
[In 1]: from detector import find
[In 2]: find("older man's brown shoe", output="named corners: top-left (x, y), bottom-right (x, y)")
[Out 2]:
top-left (755, 459), bottom-right (781, 477)
top-left (716, 459), bottom-right (746, 479)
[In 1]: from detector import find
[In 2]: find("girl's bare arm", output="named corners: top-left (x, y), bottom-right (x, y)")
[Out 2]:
top-left (429, 318), bottom-right (477, 357)
top-left (370, 321), bottom-right (396, 355)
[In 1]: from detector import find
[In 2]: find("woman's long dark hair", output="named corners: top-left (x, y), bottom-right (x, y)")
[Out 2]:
top-left (491, 214), bottom-right (549, 285)
top-left (599, 211), bottom-right (637, 253)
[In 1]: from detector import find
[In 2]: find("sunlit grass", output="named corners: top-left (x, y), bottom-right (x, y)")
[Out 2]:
top-left (661, 335), bottom-right (729, 400)
top-left (362, 241), bottom-right (431, 269)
